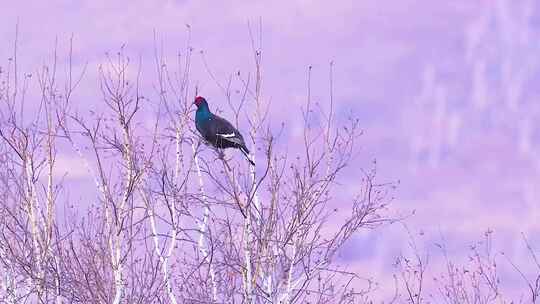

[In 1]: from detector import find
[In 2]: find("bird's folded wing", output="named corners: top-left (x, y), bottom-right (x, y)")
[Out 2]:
top-left (212, 115), bottom-right (246, 145)
top-left (216, 132), bottom-right (244, 145)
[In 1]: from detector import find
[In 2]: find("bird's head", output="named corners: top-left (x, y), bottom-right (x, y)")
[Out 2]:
top-left (194, 96), bottom-right (207, 108)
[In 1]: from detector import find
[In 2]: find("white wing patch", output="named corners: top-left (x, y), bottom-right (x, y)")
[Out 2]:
top-left (217, 132), bottom-right (236, 138)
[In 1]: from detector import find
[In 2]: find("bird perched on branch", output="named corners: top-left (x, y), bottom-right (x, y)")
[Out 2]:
top-left (194, 96), bottom-right (255, 166)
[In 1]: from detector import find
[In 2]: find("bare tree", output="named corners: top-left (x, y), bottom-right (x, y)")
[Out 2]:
top-left (0, 25), bottom-right (394, 304)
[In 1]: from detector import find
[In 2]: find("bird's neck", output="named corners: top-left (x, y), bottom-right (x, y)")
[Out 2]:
top-left (196, 105), bottom-right (212, 121)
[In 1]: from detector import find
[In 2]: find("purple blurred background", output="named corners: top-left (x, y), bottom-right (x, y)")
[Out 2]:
top-left (4, 0), bottom-right (539, 300)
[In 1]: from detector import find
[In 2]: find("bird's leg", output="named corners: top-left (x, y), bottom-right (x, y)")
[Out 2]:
top-left (215, 148), bottom-right (234, 163)
top-left (212, 148), bottom-right (224, 163)
top-left (216, 149), bottom-right (232, 172)
top-left (217, 149), bottom-right (225, 160)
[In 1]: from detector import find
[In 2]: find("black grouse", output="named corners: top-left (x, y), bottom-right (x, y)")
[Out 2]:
top-left (194, 96), bottom-right (255, 166)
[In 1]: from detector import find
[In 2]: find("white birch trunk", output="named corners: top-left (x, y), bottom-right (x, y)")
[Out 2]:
top-left (243, 213), bottom-right (254, 303)
top-left (142, 189), bottom-right (178, 304)
top-left (279, 237), bottom-right (298, 304)
top-left (192, 142), bottom-right (218, 302)
top-left (24, 155), bottom-right (45, 299)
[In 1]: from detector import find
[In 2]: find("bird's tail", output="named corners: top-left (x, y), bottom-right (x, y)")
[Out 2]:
top-left (239, 145), bottom-right (255, 166)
